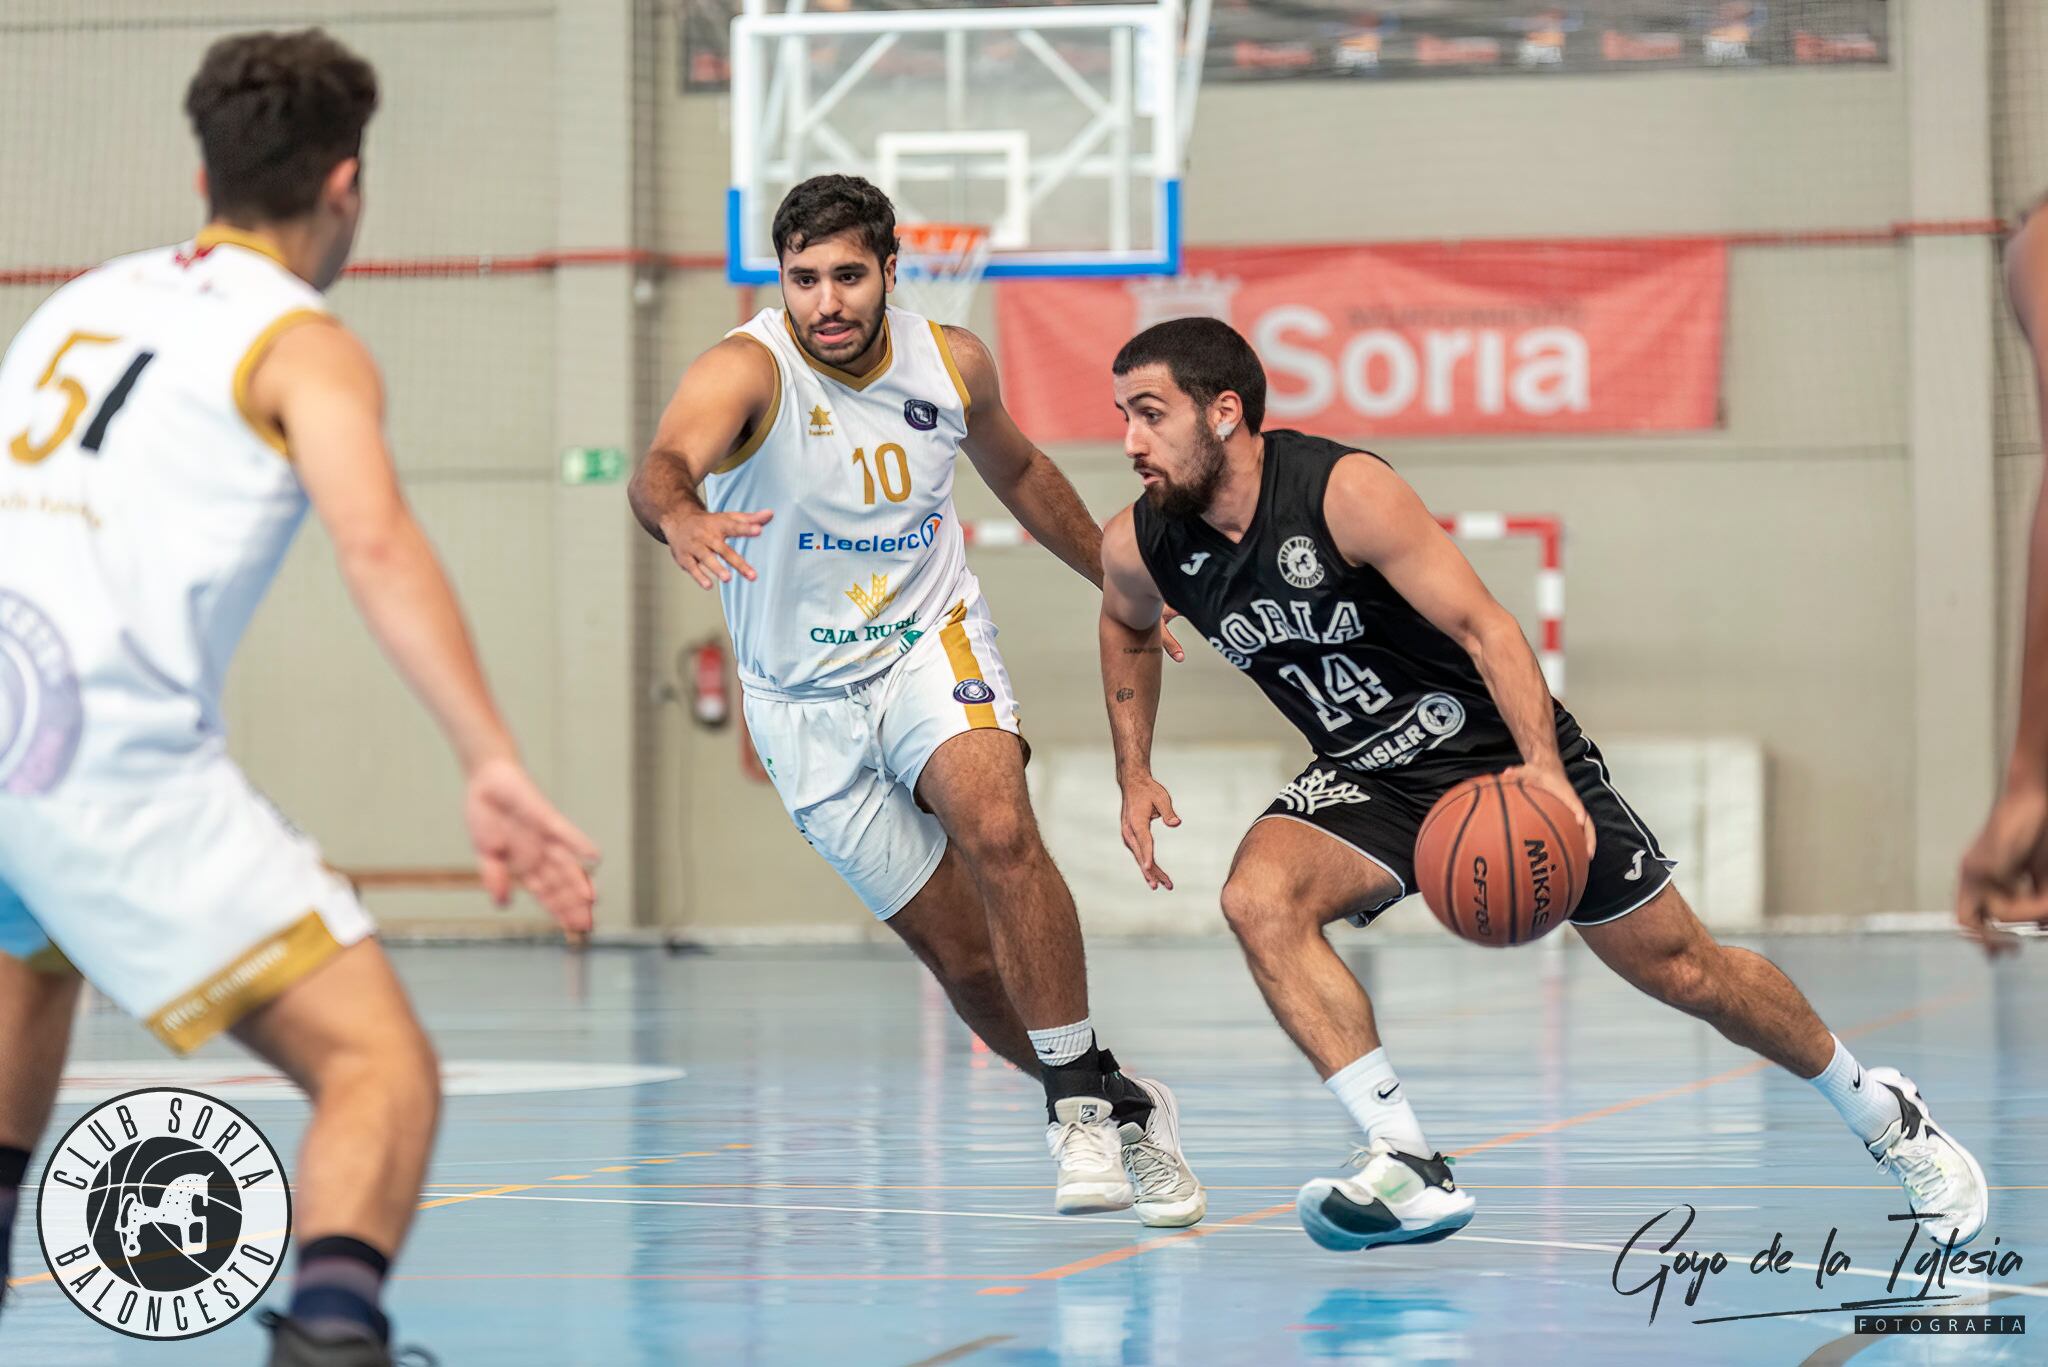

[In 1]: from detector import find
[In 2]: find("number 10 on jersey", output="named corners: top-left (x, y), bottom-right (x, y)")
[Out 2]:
top-left (851, 444), bottom-right (912, 505)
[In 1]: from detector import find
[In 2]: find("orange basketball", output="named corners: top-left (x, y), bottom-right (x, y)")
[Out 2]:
top-left (1414, 774), bottom-right (1588, 946)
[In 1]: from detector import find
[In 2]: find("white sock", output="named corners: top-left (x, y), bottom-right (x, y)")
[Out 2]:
top-left (1326, 1048), bottom-right (1432, 1156)
top-left (1808, 1035), bottom-right (1899, 1146)
top-left (1028, 1019), bottom-right (1094, 1067)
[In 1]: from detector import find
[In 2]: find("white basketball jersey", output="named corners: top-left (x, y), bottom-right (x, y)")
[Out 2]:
top-left (0, 227), bottom-right (329, 795)
top-left (708, 306), bottom-right (979, 698)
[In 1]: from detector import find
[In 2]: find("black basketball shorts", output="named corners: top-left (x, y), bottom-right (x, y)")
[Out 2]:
top-left (1253, 720), bottom-right (1676, 929)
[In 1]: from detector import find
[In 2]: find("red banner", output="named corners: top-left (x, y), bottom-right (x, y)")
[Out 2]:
top-left (995, 239), bottom-right (1726, 442)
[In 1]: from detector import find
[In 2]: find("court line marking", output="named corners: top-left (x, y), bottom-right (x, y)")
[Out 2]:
top-left (411, 1182), bottom-right (2048, 1193)
top-left (4, 1147), bottom-right (738, 1292)
top-left (404, 1192), bottom-right (1149, 1226)
top-left (1, 985), bottom-right (1984, 1298)
top-left (991, 986), bottom-right (1981, 1289)
top-left (904, 1334), bottom-right (1016, 1366)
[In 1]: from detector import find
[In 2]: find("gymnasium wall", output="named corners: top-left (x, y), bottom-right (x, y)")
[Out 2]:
top-left (1, 2), bottom-right (2034, 932)
top-left (651, 57), bottom-right (1932, 926)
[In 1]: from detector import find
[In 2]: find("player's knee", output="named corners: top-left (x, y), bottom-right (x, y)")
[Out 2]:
top-left (1219, 875), bottom-right (1306, 948)
top-left (321, 1022), bottom-right (440, 1118)
top-left (953, 809), bottom-right (1041, 873)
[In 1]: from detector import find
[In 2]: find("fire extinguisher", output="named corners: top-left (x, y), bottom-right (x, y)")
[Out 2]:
top-left (691, 639), bottom-right (729, 729)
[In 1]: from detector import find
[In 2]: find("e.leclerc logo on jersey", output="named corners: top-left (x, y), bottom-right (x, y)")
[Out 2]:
top-left (797, 513), bottom-right (945, 555)
top-left (39, 1087), bottom-right (290, 1340)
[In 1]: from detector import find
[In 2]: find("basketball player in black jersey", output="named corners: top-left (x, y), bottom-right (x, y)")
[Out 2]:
top-left (1097, 317), bottom-right (1989, 1253)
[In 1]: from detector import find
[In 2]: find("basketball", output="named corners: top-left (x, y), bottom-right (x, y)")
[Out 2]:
top-left (1415, 775), bottom-right (1588, 946)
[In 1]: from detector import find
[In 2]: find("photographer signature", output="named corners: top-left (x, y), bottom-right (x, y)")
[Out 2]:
top-left (1611, 1205), bottom-right (2024, 1325)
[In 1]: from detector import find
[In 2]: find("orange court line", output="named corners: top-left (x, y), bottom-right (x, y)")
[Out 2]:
top-left (416, 1182), bottom-right (540, 1212)
top-left (410, 1145), bottom-right (738, 1217)
top-left (1007, 985), bottom-right (1978, 1286)
top-left (6, 987), bottom-right (1978, 1299)
top-left (396, 1272), bottom-right (1023, 1282)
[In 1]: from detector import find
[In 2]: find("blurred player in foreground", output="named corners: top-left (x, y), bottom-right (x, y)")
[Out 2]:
top-left (0, 30), bottom-right (595, 1365)
top-left (1958, 201), bottom-right (2048, 954)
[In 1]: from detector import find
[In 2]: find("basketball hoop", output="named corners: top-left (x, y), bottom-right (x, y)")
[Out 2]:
top-left (893, 222), bottom-right (991, 326)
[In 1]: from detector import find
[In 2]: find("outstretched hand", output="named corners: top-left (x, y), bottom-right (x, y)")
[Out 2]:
top-left (662, 507), bottom-right (773, 590)
top-left (465, 758), bottom-right (601, 936)
top-left (1956, 785), bottom-right (2048, 958)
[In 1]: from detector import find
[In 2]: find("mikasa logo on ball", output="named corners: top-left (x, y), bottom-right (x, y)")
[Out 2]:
top-left (1277, 536), bottom-right (1324, 589)
top-left (38, 1087), bottom-right (290, 1340)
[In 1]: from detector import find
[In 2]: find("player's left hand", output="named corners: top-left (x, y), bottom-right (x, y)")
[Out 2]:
top-left (1502, 762), bottom-right (1595, 863)
top-left (1955, 784), bottom-right (2048, 958)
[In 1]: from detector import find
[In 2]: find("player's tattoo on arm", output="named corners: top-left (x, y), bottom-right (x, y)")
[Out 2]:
top-left (1115, 687), bottom-right (1136, 703)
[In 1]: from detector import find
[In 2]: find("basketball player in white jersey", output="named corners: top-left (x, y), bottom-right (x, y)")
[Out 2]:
top-left (0, 31), bottom-right (596, 1365)
top-left (630, 175), bottom-right (1203, 1225)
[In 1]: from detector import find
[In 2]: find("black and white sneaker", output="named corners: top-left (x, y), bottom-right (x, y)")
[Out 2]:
top-left (1863, 1067), bottom-right (1988, 1247)
top-left (1296, 1140), bottom-right (1476, 1252)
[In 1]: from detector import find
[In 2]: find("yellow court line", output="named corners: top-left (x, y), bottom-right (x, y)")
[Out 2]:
top-left (4, 985), bottom-right (1988, 1299)
top-left (7, 1144), bottom-right (752, 1292)
top-left (417, 1182), bottom-right (540, 1212)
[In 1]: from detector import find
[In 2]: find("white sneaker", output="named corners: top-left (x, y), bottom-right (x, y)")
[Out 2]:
top-left (1863, 1067), bottom-right (1988, 1248)
top-left (1118, 1077), bottom-right (1207, 1228)
top-left (1048, 1096), bottom-right (1135, 1215)
top-left (1296, 1139), bottom-right (1476, 1252)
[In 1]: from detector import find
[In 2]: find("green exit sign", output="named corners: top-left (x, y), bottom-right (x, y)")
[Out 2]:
top-left (561, 446), bottom-right (627, 485)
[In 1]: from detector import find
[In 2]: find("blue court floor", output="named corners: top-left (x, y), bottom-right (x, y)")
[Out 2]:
top-left (4, 934), bottom-right (2046, 1365)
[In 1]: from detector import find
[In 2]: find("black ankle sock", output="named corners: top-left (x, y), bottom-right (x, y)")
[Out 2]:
top-left (0, 1145), bottom-right (28, 1306)
top-left (289, 1234), bottom-right (391, 1345)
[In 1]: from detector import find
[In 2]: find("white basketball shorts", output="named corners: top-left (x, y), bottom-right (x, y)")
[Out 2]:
top-left (742, 596), bottom-right (1024, 919)
top-left (0, 754), bottom-right (375, 1052)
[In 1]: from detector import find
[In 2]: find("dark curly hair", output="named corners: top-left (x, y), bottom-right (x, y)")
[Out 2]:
top-left (1113, 316), bottom-right (1268, 434)
top-left (184, 29), bottom-right (379, 222)
top-left (771, 175), bottom-right (899, 266)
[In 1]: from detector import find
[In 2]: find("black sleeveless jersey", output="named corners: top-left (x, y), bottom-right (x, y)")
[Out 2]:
top-left (1133, 429), bottom-right (1552, 779)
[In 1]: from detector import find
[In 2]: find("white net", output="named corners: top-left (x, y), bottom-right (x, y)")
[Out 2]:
top-left (893, 222), bottom-right (992, 325)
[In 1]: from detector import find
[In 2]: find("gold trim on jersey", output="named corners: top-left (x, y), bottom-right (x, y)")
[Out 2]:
top-left (233, 308), bottom-right (334, 458)
top-left (146, 910), bottom-right (344, 1054)
top-left (783, 312), bottom-right (894, 391)
top-left (930, 321), bottom-right (972, 418)
top-left (714, 334), bottom-right (784, 475)
top-left (194, 224), bottom-right (290, 268)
